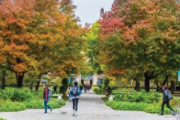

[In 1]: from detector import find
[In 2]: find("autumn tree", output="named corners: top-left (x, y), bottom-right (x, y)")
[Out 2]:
top-left (98, 0), bottom-right (180, 92)
top-left (0, 0), bottom-right (86, 88)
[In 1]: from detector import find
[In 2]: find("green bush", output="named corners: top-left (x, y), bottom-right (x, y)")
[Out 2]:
top-left (145, 103), bottom-right (170, 114)
top-left (114, 91), bottom-right (161, 104)
top-left (105, 91), bottom-right (179, 114)
top-left (0, 88), bottom-right (66, 112)
top-left (24, 98), bottom-right (65, 109)
top-left (24, 99), bottom-right (44, 109)
top-left (106, 101), bottom-right (148, 111)
top-left (94, 88), bottom-right (104, 95)
top-left (0, 100), bottom-right (26, 112)
top-left (0, 88), bottom-right (35, 101)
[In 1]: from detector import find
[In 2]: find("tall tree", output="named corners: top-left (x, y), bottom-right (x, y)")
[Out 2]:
top-left (0, 0), bottom-right (86, 88)
top-left (98, 0), bottom-right (180, 92)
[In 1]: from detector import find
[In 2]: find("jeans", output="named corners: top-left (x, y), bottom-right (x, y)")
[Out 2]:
top-left (161, 100), bottom-right (175, 114)
top-left (72, 98), bottom-right (79, 111)
top-left (44, 99), bottom-right (52, 113)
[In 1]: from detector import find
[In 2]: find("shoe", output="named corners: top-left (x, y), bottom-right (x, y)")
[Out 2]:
top-left (172, 111), bottom-right (177, 116)
top-left (159, 113), bottom-right (163, 115)
top-left (73, 110), bottom-right (75, 117)
top-left (44, 112), bottom-right (47, 114)
top-left (75, 111), bottom-right (77, 117)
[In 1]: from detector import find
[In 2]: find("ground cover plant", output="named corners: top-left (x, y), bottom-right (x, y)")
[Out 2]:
top-left (0, 88), bottom-right (65, 112)
top-left (104, 91), bottom-right (179, 114)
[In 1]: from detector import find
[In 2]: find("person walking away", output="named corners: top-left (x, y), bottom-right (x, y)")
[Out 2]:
top-left (80, 84), bottom-right (83, 91)
top-left (160, 85), bottom-right (176, 116)
top-left (69, 82), bottom-right (81, 117)
top-left (43, 84), bottom-right (52, 113)
top-left (84, 84), bottom-right (87, 93)
top-left (53, 84), bottom-right (57, 94)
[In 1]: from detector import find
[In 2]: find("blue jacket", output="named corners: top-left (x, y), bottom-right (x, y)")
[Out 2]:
top-left (69, 86), bottom-right (81, 99)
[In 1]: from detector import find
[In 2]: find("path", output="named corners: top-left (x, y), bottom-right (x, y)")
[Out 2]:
top-left (0, 92), bottom-right (178, 120)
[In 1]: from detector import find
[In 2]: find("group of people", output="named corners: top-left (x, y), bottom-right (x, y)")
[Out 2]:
top-left (43, 83), bottom-right (177, 117)
top-left (43, 82), bottom-right (81, 117)
top-left (82, 84), bottom-right (91, 93)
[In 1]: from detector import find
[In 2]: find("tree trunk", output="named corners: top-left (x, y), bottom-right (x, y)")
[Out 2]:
top-left (162, 74), bottom-right (169, 86)
top-left (16, 73), bottom-right (24, 88)
top-left (144, 73), bottom-right (150, 92)
top-left (35, 80), bottom-right (41, 91)
top-left (1, 69), bottom-right (6, 89)
top-left (35, 74), bottom-right (43, 91)
top-left (29, 81), bottom-right (33, 91)
top-left (134, 79), bottom-right (140, 92)
top-left (155, 80), bottom-right (161, 92)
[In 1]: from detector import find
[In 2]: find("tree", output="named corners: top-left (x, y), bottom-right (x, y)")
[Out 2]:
top-left (0, 0), bottom-right (86, 88)
top-left (98, 0), bottom-right (180, 92)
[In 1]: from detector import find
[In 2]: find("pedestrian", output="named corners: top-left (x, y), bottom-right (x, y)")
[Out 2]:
top-left (43, 84), bottom-right (52, 113)
top-left (88, 84), bottom-right (91, 91)
top-left (84, 84), bottom-right (87, 93)
top-left (53, 84), bottom-right (57, 94)
top-left (80, 84), bottom-right (83, 91)
top-left (69, 82), bottom-right (81, 117)
top-left (160, 85), bottom-right (176, 116)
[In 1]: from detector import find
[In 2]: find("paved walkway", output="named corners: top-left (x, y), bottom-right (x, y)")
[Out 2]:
top-left (0, 92), bottom-right (178, 120)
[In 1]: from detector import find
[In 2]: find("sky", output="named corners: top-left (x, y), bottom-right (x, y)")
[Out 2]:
top-left (73, 0), bottom-right (114, 26)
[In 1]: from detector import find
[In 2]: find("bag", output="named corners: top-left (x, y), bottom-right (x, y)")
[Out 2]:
top-left (71, 86), bottom-right (79, 96)
top-left (48, 88), bottom-right (53, 97)
top-left (167, 91), bottom-right (173, 100)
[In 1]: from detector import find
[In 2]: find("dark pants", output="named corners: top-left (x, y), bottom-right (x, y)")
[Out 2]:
top-left (72, 98), bottom-right (79, 111)
top-left (161, 100), bottom-right (174, 114)
top-left (44, 100), bottom-right (52, 113)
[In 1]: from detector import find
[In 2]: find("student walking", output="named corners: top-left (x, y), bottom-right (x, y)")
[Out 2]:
top-left (53, 84), bottom-right (58, 94)
top-left (43, 84), bottom-right (52, 113)
top-left (69, 82), bottom-right (81, 117)
top-left (160, 85), bottom-right (176, 116)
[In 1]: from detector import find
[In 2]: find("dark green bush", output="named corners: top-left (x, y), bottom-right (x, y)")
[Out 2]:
top-left (0, 88), bottom-right (66, 112)
top-left (114, 91), bottom-right (161, 104)
top-left (105, 91), bottom-right (178, 114)
top-left (0, 88), bottom-right (33, 101)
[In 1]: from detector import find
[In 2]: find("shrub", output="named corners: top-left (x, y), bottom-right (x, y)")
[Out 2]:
top-left (106, 101), bottom-right (148, 111)
top-left (0, 88), bottom-right (66, 112)
top-left (0, 100), bottom-right (26, 112)
top-left (24, 99), bottom-right (44, 109)
top-left (145, 103), bottom-right (170, 114)
top-left (114, 91), bottom-right (162, 104)
top-left (0, 88), bottom-right (34, 101)
top-left (24, 98), bottom-right (66, 109)
top-left (94, 88), bottom-right (104, 95)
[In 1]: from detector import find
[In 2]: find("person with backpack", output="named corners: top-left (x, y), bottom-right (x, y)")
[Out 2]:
top-left (43, 84), bottom-right (52, 113)
top-left (53, 84), bottom-right (58, 94)
top-left (160, 85), bottom-right (176, 116)
top-left (69, 82), bottom-right (81, 117)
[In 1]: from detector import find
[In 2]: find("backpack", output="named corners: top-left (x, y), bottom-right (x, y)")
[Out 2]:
top-left (167, 91), bottom-right (173, 100)
top-left (71, 86), bottom-right (79, 96)
top-left (48, 88), bottom-right (53, 97)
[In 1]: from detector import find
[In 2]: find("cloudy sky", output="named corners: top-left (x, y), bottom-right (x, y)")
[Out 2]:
top-left (73, 0), bottom-right (114, 26)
